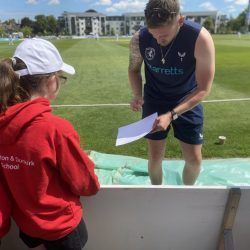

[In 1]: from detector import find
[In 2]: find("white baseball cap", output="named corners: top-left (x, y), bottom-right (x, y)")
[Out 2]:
top-left (13, 38), bottom-right (75, 76)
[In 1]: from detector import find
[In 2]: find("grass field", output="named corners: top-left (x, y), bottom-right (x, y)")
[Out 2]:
top-left (0, 35), bottom-right (250, 159)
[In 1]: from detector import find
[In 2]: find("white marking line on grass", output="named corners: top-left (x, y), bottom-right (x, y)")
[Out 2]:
top-left (203, 98), bottom-right (250, 103)
top-left (52, 103), bottom-right (129, 107)
top-left (51, 98), bottom-right (250, 108)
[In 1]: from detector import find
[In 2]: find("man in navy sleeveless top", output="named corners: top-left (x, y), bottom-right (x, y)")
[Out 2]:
top-left (128, 0), bottom-right (215, 185)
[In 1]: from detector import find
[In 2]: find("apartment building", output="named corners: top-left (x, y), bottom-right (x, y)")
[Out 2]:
top-left (61, 9), bottom-right (220, 36)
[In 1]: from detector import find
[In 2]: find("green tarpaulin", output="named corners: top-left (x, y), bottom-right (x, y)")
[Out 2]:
top-left (90, 151), bottom-right (250, 186)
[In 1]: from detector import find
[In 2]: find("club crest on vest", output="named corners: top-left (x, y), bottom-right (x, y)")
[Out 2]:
top-left (145, 47), bottom-right (155, 61)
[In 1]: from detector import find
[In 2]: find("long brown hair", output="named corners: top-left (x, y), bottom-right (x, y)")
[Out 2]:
top-left (0, 58), bottom-right (22, 113)
top-left (0, 57), bottom-right (57, 114)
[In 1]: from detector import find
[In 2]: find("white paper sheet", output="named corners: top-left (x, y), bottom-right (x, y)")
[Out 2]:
top-left (116, 112), bottom-right (158, 146)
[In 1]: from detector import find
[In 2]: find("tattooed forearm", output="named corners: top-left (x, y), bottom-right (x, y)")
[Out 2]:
top-left (128, 32), bottom-right (143, 72)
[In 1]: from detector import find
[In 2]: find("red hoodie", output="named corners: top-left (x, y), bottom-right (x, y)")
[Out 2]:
top-left (0, 98), bottom-right (100, 240)
top-left (0, 182), bottom-right (11, 238)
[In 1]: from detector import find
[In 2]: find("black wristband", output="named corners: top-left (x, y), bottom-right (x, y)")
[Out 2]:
top-left (171, 110), bottom-right (178, 120)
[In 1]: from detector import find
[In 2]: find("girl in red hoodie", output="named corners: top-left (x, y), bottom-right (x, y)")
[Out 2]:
top-left (0, 38), bottom-right (100, 250)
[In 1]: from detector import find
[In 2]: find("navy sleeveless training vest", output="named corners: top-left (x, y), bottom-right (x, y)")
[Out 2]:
top-left (139, 20), bottom-right (202, 102)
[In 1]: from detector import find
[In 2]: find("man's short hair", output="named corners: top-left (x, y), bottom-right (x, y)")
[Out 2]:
top-left (144, 0), bottom-right (180, 28)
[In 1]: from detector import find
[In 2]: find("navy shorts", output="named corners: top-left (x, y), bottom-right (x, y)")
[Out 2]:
top-left (142, 100), bottom-right (204, 145)
top-left (19, 218), bottom-right (88, 250)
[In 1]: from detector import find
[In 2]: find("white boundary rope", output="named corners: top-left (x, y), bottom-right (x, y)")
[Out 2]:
top-left (51, 98), bottom-right (250, 108)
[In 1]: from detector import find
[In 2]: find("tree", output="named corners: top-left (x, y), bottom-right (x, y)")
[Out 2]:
top-left (0, 27), bottom-right (6, 37)
top-left (4, 19), bottom-right (16, 26)
top-left (110, 27), bottom-right (115, 36)
top-left (226, 8), bottom-right (248, 33)
top-left (46, 15), bottom-right (57, 35)
top-left (3, 19), bottom-right (17, 34)
top-left (21, 26), bottom-right (32, 38)
top-left (57, 16), bottom-right (67, 35)
top-left (203, 17), bottom-right (214, 33)
top-left (33, 15), bottom-right (47, 35)
top-left (21, 17), bottom-right (33, 29)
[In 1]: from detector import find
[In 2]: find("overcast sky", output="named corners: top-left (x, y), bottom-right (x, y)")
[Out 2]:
top-left (0, 0), bottom-right (249, 21)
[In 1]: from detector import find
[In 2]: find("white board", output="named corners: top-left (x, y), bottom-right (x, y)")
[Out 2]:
top-left (2, 186), bottom-right (250, 250)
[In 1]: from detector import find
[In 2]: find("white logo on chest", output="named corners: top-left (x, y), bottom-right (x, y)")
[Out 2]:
top-left (178, 52), bottom-right (186, 62)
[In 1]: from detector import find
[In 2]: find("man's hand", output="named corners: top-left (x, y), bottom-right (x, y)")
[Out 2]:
top-left (130, 96), bottom-right (144, 112)
top-left (151, 112), bottom-right (172, 133)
